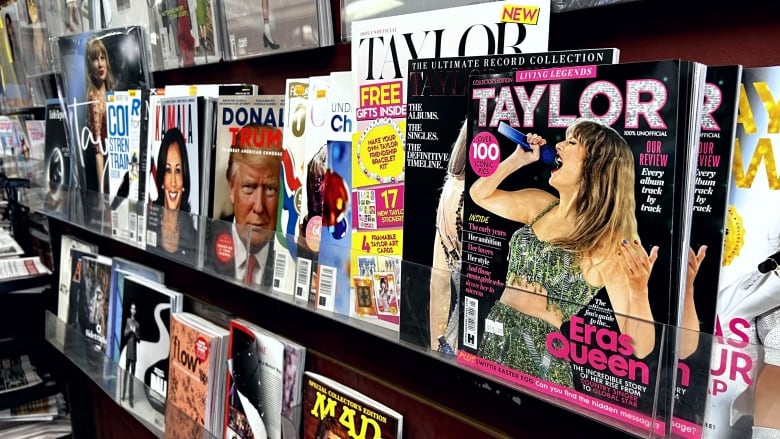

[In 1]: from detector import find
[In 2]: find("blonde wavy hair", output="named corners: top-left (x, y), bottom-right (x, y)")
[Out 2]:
top-left (551, 118), bottom-right (638, 257)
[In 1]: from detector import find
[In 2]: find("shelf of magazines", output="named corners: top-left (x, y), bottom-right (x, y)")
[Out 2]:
top-left (43, 310), bottom-right (219, 439)
top-left (26, 186), bottom-right (774, 439)
top-left (46, 308), bottom-right (310, 439)
top-left (24, 184), bottom-right (403, 340)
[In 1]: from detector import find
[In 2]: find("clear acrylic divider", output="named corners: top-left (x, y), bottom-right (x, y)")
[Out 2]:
top-left (143, 202), bottom-right (202, 270)
top-left (441, 258), bottom-right (669, 438)
top-left (200, 215), bottom-right (255, 289)
top-left (24, 184), bottom-right (70, 220)
top-left (255, 230), bottom-right (671, 437)
top-left (4, 157), bottom-right (47, 184)
top-left (669, 323), bottom-right (780, 439)
top-left (33, 186), bottom-right (765, 438)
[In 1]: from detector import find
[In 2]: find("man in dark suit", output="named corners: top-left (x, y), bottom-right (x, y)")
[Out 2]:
top-left (121, 302), bottom-right (140, 407)
top-left (208, 124), bottom-right (282, 287)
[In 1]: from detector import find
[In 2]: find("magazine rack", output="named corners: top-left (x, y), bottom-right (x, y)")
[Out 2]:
top-left (44, 310), bottom-right (221, 439)
top-left (27, 185), bottom-right (760, 439)
top-left (12, 0), bottom-right (780, 437)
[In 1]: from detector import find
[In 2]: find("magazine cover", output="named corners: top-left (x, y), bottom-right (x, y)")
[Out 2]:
top-left (76, 255), bottom-right (113, 351)
top-left (222, 0), bottom-right (333, 60)
top-left (281, 340), bottom-right (305, 437)
top-left (15, 0), bottom-right (49, 74)
top-left (43, 0), bottom-right (92, 40)
top-left (0, 0), bottom-right (31, 110)
top-left (273, 79), bottom-right (308, 297)
top-left (106, 89), bottom-right (143, 244)
top-left (117, 275), bottom-right (182, 429)
top-left (399, 48), bottom-right (620, 354)
top-left (225, 319), bottom-right (285, 439)
top-left (168, 312), bottom-right (228, 437)
top-left (303, 371), bottom-right (403, 439)
top-left (9, 115), bottom-right (33, 171)
top-left (157, 0), bottom-right (223, 70)
top-left (295, 75), bottom-right (329, 305)
top-left (166, 403), bottom-right (204, 439)
top-left (56, 235), bottom-right (97, 323)
top-left (106, 257), bottom-right (165, 362)
top-left (43, 99), bottom-right (72, 215)
top-left (702, 66), bottom-right (780, 439)
top-left (350, 0), bottom-right (552, 331)
top-left (0, 116), bottom-right (21, 178)
top-left (316, 70), bottom-right (354, 314)
top-left (65, 247), bottom-right (97, 328)
top-left (144, 95), bottom-right (204, 266)
top-left (55, 26), bottom-right (152, 229)
top-left (671, 65), bottom-right (742, 439)
top-left (206, 94), bottom-right (284, 288)
top-left (15, 0), bottom-right (55, 106)
top-left (23, 118), bottom-right (46, 162)
top-left (456, 60), bottom-right (705, 434)
top-left (131, 88), bottom-right (153, 248)
top-left (96, 0), bottom-right (162, 70)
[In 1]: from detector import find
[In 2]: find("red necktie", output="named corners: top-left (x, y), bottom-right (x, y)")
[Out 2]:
top-left (245, 256), bottom-right (257, 283)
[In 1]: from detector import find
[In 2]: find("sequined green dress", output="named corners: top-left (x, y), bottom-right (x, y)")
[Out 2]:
top-left (478, 200), bottom-right (601, 387)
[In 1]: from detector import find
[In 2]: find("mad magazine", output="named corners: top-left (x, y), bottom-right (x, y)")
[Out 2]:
top-left (303, 371), bottom-right (402, 439)
top-left (457, 60), bottom-right (706, 435)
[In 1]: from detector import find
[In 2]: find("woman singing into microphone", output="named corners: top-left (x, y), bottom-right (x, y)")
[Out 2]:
top-left (470, 118), bottom-right (663, 387)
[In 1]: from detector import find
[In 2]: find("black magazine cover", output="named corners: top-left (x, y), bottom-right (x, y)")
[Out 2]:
top-left (65, 248), bottom-right (97, 329)
top-left (43, 98), bottom-right (72, 216)
top-left (399, 48), bottom-right (620, 354)
top-left (55, 26), bottom-right (152, 230)
top-left (77, 255), bottom-right (113, 351)
top-left (672, 65), bottom-right (742, 438)
top-left (132, 88), bottom-right (154, 249)
top-left (456, 60), bottom-right (705, 434)
top-left (107, 258), bottom-right (165, 363)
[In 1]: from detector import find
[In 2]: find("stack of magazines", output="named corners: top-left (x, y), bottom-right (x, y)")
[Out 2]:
top-left (0, 344), bottom-right (71, 439)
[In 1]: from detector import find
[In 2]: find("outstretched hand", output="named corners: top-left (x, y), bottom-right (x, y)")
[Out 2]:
top-left (687, 245), bottom-right (707, 291)
top-left (617, 239), bottom-right (659, 295)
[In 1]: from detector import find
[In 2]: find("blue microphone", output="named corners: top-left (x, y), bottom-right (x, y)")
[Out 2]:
top-left (497, 122), bottom-right (558, 166)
